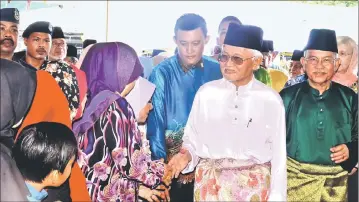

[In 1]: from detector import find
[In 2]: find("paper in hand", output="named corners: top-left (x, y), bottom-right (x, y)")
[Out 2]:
top-left (125, 77), bottom-right (156, 119)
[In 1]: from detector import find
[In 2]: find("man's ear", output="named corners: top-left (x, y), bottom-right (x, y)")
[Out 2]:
top-left (300, 57), bottom-right (306, 67)
top-left (205, 35), bottom-right (210, 45)
top-left (334, 57), bottom-right (341, 72)
top-left (46, 170), bottom-right (60, 186)
top-left (300, 57), bottom-right (307, 72)
top-left (24, 38), bottom-right (28, 47)
top-left (253, 56), bottom-right (263, 70)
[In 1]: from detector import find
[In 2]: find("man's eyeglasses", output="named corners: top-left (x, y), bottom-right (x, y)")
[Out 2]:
top-left (304, 56), bottom-right (336, 66)
top-left (218, 53), bottom-right (255, 65)
top-left (52, 42), bottom-right (65, 48)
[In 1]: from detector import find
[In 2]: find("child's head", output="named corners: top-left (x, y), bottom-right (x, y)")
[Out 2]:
top-left (12, 122), bottom-right (78, 187)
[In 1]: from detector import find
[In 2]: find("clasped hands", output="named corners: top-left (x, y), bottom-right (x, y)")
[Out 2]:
top-left (139, 170), bottom-right (170, 202)
top-left (139, 149), bottom-right (192, 201)
top-left (139, 155), bottom-right (184, 202)
top-left (138, 160), bottom-right (172, 202)
top-left (168, 148), bottom-right (192, 179)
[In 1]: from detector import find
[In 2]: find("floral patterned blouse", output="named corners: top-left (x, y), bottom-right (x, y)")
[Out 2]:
top-left (41, 61), bottom-right (80, 119)
top-left (76, 97), bottom-right (164, 202)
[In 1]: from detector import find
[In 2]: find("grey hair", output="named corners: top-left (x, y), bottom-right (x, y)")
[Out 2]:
top-left (337, 36), bottom-right (357, 50)
top-left (252, 49), bottom-right (263, 58)
top-left (252, 49), bottom-right (263, 69)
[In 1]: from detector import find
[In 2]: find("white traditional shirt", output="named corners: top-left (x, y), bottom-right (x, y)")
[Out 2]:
top-left (182, 77), bottom-right (287, 201)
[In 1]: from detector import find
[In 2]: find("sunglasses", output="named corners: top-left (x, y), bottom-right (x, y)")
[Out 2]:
top-left (218, 54), bottom-right (255, 65)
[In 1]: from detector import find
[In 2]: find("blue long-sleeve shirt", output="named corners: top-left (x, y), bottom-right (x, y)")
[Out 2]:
top-left (147, 55), bottom-right (222, 160)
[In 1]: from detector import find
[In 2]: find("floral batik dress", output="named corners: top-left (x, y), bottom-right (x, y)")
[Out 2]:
top-left (76, 97), bottom-right (164, 202)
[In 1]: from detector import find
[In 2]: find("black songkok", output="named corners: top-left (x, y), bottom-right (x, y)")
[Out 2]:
top-left (303, 29), bottom-right (338, 53)
top-left (224, 23), bottom-right (263, 52)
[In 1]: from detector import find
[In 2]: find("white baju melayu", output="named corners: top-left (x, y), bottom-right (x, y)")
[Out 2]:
top-left (181, 77), bottom-right (287, 201)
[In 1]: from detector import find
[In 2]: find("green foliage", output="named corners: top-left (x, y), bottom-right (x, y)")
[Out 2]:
top-left (297, 0), bottom-right (358, 7)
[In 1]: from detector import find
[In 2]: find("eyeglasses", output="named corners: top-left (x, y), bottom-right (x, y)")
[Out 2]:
top-left (218, 54), bottom-right (255, 65)
top-left (52, 42), bottom-right (65, 48)
top-left (304, 56), bottom-right (336, 66)
top-left (338, 52), bottom-right (353, 57)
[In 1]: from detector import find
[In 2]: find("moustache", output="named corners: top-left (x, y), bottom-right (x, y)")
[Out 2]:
top-left (36, 48), bottom-right (46, 52)
top-left (0, 38), bottom-right (14, 46)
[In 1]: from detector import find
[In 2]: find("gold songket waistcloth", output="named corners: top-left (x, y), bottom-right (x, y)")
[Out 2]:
top-left (194, 158), bottom-right (271, 202)
top-left (287, 157), bottom-right (348, 202)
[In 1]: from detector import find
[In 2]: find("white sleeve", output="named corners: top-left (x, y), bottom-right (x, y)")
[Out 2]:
top-left (268, 104), bottom-right (287, 201)
top-left (181, 91), bottom-right (201, 174)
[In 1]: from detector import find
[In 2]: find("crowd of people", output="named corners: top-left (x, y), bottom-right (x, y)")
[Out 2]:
top-left (0, 6), bottom-right (358, 202)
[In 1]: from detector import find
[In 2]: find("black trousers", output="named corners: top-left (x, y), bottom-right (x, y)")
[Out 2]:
top-left (348, 172), bottom-right (358, 202)
top-left (169, 180), bottom-right (194, 202)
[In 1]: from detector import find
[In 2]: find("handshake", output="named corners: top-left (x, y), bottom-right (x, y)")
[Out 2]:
top-left (167, 148), bottom-right (192, 179)
top-left (139, 148), bottom-right (192, 202)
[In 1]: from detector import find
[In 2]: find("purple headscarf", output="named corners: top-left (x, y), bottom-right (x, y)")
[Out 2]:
top-left (73, 42), bottom-right (143, 134)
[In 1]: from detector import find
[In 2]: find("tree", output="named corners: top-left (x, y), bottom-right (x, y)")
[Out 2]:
top-left (298, 0), bottom-right (358, 7)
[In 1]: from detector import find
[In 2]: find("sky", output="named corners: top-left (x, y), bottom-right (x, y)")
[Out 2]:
top-left (12, 1), bottom-right (359, 54)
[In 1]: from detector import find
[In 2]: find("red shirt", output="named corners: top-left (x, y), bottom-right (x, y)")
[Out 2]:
top-left (69, 64), bottom-right (88, 120)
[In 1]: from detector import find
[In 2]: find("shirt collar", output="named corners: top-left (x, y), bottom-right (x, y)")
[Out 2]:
top-left (25, 182), bottom-right (48, 201)
top-left (222, 76), bottom-right (255, 92)
top-left (19, 56), bottom-right (47, 71)
top-left (176, 54), bottom-right (203, 73)
top-left (303, 80), bottom-right (332, 98)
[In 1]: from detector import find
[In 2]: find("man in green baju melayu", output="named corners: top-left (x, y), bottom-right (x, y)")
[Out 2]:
top-left (280, 28), bottom-right (358, 202)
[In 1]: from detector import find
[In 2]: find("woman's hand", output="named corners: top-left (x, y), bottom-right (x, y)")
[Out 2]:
top-left (348, 163), bottom-right (358, 175)
top-left (139, 185), bottom-right (164, 202)
top-left (137, 103), bottom-right (153, 124)
top-left (162, 163), bottom-right (173, 186)
top-left (155, 184), bottom-right (170, 202)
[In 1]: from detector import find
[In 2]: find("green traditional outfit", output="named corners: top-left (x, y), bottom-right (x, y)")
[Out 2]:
top-left (280, 81), bottom-right (358, 201)
top-left (254, 66), bottom-right (272, 87)
top-left (281, 28), bottom-right (358, 202)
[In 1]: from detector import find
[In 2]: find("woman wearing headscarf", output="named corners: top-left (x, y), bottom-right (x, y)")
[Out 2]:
top-left (14, 70), bottom-right (90, 201)
top-left (335, 34), bottom-right (359, 202)
top-left (76, 43), bottom-right (95, 69)
top-left (333, 36), bottom-right (358, 92)
top-left (0, 59), bottom-right (36, 201)
top-left (73, 42), bottom-right (171, 202)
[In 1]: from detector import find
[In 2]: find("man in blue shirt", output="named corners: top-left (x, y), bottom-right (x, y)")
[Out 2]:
top-left (147, 13), bottom-right (222, 202)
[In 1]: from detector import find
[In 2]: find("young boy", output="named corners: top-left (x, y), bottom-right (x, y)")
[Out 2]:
top-left (12, 122), bottom-right (78, 201)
